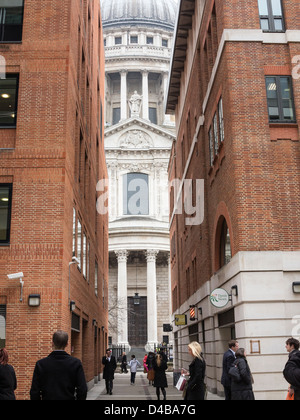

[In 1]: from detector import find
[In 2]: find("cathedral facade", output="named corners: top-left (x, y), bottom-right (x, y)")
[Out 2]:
top-left (101, 0), bottom-right (178, 351)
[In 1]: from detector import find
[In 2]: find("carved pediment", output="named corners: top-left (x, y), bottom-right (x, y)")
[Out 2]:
top-left (119, 130), bottom-right (153, 149)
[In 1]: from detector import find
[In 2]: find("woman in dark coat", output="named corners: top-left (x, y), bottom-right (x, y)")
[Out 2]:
top-left (0, 348), bottom-right (17, 400)
top-left (154, 354), bottom-right (168, 400)
top-left (230, 348), bottom-right (255, 401)
top-left (182, 342), bottom-right (206, 400)
top-left (146, 352), bottom-right (155, 385)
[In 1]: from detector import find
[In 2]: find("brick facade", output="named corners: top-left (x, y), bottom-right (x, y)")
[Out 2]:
top-left (0, 0), bottom-right (108, 399)
top-left (167, 0), bottom-right (300, 399)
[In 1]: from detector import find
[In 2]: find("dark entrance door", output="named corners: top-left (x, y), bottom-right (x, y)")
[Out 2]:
top-left (128, 296), bottom-right (147, 347)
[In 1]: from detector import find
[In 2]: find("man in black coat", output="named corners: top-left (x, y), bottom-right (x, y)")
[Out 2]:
top-left (30, 331), bottom-right (87, 400)
top-left (283, 337), bottom-right (300, 400)
top-left (221, 340), bottom-right (239, 400)
top-left (102, 349), bottom-right (117, 395)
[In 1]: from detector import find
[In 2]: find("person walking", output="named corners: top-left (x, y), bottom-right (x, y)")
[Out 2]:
top-left (181, 342), bottom-right (206, 401)
top-left (143, 354), bottom-right (148, 374)
top-left (229, 348), bottom-right (255, 400)
top-left (128, 355), bottom-right (141, 385)
top-left (154, 353), bottom-right (168, 400)
top-left (283, 337), bottom-right (300, 400)
top-left (0, 348), bottom-right (17, 400)
top-left (121, 352), bottom-right (128, 374)
top-left (221, 340), bottom-right (239, 400)
top-left (146, 351), bottom-right (155, 385)
top-left (102, 349), bottom-right (117, 395)
top-left (30, 330), bottom-right (87, 400)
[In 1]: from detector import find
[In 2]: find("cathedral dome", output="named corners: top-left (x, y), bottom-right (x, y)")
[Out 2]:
top-left (101, 0), bottom-right (178, 31)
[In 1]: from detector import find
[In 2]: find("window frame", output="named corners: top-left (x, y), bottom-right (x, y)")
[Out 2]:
top-left (0, 74), bottom-right (19, 128)
top-left (0, 183), bottom-right (13, 245)
top-left (258, 0), bottom-right (285, 33)
top-left (265, 75), bottom-right (296, 123)
top-left (0, 0), bottom-right (25, 43)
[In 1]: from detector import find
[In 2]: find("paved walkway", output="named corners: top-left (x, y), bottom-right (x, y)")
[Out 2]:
top-left (87, 372), bottom-right (224, 401)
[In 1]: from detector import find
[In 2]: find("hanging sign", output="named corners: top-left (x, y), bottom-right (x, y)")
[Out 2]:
top-left (210, 288), bottom-right (230, 308)
top-left (175, 314), bottom-right (187, 326)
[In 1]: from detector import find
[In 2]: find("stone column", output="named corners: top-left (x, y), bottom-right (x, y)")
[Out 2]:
top-left (120, 70), bottom-right (128, 121)
top-left (145, 249), bottom-right (159, 348)
top-left (142, 70), bottom-right (149, 121)
top-left (115, 250), bottom-right (130, 349)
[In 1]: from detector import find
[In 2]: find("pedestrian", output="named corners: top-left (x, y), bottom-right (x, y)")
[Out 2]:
top-left (229, 348), bottom-right (255, 400)
top-left (0, 348), bottom-right (17, 400)
top-left (154, 353), bottom-right (168, 400)
top-left (121, 352), bottom-right (128, 373)
top-left (102, 348), bottom-right (117, 395)
top-left (30, 330), bottom-right (87, 400)
top-left (181, 341), bottom-right (206, 400)
top-left (221, 340), bottom-right (239, 400)
top-left (128, 355), bottom-right (141, 385)
top-left (143, 353), bottom-right (148, 374)
top-left (146, 351), bottom-right (155, 385)
top-left (283, 337), bottom-right (300, 400)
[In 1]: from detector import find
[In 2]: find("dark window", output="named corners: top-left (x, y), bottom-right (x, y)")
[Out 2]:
top-left (0, 184), bottom-right (12, 244)
top-left (146, 36), bottom-right (153, 45)
top-left (258, 0), bottom-right (285, 32)
top-left (0, 0), bottom-right (24, 42)
top-left (220, 219), bottom-right (231, 268)
top-left (0, 75), bottom-right (18, 127)
top-left (115, 36), bottom-right (122, 45)
top-left (130, 36), bottom-right (138, 44)
top-left (162, 39), bottom-right (168, 47)
top-left (149, 107), bottom-right (157, 125)
top-left (266, 76), bottom-right (296, 122)
top-left (112, 107), bottom-right (120, 125)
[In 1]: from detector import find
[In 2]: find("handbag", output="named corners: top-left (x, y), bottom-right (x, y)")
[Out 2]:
top-left (176, 375), bottom-right (187, 391)
top-left (228, 361), bottom-right (241, 382)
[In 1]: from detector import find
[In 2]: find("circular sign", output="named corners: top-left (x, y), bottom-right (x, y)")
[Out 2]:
top-left (210, 288), bottom-right (230, 308)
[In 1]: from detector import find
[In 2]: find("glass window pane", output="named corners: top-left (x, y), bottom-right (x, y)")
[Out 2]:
top-left (271, 0), bottom-right (283, 16)
top-left (0, 76), bottom-right (18, 126)
top-left (266, 77), bottom-right (278, 99)
top-left (274, 18), bottom-right (283, 31)
top-left (0, 185), bottom-right (11, 242)
top-left (0, 305), bottom-right (6, 348)
top-left (258, 0), bottom-right (268, 15)
top-left (1, 1), bottom-right (24, 42)
top-left (260, 18), bottom-right (270, 31)
top-left (77, 220), bottom-right (82, 269)
top-left (280, 77), bottom-right (294, 120)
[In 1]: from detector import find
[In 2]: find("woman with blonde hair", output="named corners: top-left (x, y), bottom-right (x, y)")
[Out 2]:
top-left (181, 342), bottom-right (206, 400)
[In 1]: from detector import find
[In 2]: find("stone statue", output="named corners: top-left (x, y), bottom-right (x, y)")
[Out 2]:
top-left (129, 91), bottom-right (142, 118)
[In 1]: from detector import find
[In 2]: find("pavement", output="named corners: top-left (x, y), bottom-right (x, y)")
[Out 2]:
top-left (87, 372), bottom-right (224, 401)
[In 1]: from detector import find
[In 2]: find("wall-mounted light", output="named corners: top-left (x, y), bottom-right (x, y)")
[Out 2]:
top-left (133, 292), bottom-right (140, 305)
top-left (198, 307), bottom-right (203, 316)
top-left (292, 282), bottom-right (300, 294)
top-left (28, 294), bottom-right (41, 307)
top-left (231, 285), bottom-right (238, 297)
top-left (70, 300), bottom-right (76, 312)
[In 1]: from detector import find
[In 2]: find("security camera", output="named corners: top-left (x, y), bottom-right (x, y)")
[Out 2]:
top-left (7, 272), bottom-right (24, 280)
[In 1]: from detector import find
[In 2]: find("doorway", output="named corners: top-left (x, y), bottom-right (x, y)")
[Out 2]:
top-left (128, 296), bottom-right (147, 347)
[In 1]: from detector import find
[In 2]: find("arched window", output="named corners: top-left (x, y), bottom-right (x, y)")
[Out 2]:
top-left (220, 218), bottom-right (232, 268)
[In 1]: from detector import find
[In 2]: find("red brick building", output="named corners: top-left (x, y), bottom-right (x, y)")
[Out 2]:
top-left (167, 0), bottom-right (300, 399)
top-left (0, 0), bottom-right (108, 399)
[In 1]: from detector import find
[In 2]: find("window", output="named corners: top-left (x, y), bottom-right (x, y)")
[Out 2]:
top-left (218, 98), bottom-right (225, 143)
top-left (266, 76), bottom-right (296, 122)
top-left (208, 97), bottom-right (225, 167)
top-left (220, 219), bottom-right (232, 268)
top-left (95, 261), bottom-right (98, 296)
top-left (112, 107), bottom-right (120, 125)
top-left (72, 208), bottom-right (76, 257)
top-left (123, 173), bottom-right (149, 216)
top-left (0, 305), bottom-right (6, 348)
top-left (162, 39), bottom-right (168, 47)
top-left (209, 127), bottom-right (214, 167)
top-left (149, 107), bottom-right (157, 125)
top-left (130, 36), bottom-right (138, 44)
top-left (83, 233), bottom-right (87, 279)
top-left (115, 36), bottom-right (122, 45)
top-left (77, 219), bottom-right (82, 270)
top-left (0, 0), bottom-right (24, 42)
top-left (0, 75), bottom-right (18, 127)
top-left (258, 0), bottom-right (285, 32)
top-left (0, 184), bottom-right (12, 244)
top-left (146, 36), bottom-right (153, 45)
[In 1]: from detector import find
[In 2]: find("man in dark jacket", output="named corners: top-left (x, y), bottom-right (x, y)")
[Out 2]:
top-left (221, 340), bottom-right (239, 400)
top-left (283, 337), bottom-right (300, 400)
top-left (30, 331), bottom-right (87, 400)
top-left (102, 349), bottom-right (117, 395)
